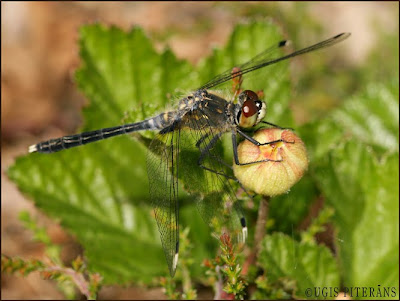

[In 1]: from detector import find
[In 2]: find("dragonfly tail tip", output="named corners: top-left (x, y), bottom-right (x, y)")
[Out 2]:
top-left (242, 227), bottom-right (248, 243)
top-left (173, 252), bottom-right (179, 271)
top-left (28, 144), bottom-right (38, 153)
top-left (279, 40), bottom-right (291, 47)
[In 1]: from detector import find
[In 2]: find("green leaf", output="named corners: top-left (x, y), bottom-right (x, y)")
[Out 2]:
top-left (332, 80), bottom-right (399, 153)
top-left (299, 80), bottom-right (399, 161)
top-left (258, 233), bottom-right (340, 299)
top-left (75, 25), bottom-right (196, 129)
top-left (8, 21), bottom-right (293, 284)
top-left (297, 79), bottom-right (399, 299)
top-left (314, 140), bottom-right (399, 298)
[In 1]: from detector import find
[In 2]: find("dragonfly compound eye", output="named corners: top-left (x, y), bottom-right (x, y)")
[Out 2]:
top-left (238, 90), bottom-right (263, 128)
top-left (242, 99), bottom-right (258, 117)
top-left (241, 90), bottom-right (259, 117)
top-left (243, 89), bottom-right (258, 101)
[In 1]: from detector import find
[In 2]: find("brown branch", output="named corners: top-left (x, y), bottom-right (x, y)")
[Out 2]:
top-left (214, 265), bottom-right (223, 300)
top-left (45, 266), bottom-right (91, 299)
top-left (242, 196), bottom-right (270, 275)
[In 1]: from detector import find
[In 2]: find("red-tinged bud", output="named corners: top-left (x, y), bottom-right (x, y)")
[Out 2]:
top-left (203, 259), bottom-right (213, 268)
top-left (233, 128), bottom-right (308, 196)
top-left (221, 291), bottom-right (235, 300)
top-left (220, 233), bottom-right (232, 247)
top-left (40, 271), bottom-right (53, 279)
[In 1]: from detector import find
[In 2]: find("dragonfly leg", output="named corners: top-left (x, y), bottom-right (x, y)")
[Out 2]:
top-left (237, 128), bottom-right (295, 146)
top-left (197, 133), bottom-right (235, 178)
top-left (196, 132), bottom-right (250, 242)
top-left (195, 132), bottom-right (211, 148)
top-left (232, 130), bottom-right (289, 166)
top-left (196, 133), bottom-right (253, 199)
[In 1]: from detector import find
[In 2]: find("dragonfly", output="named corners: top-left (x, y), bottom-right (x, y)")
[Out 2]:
top-left (29, 32), bottom-right (350, 276)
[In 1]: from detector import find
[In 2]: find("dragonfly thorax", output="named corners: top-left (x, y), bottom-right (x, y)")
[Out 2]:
top-left (236, 90), bottom-right (266, 129)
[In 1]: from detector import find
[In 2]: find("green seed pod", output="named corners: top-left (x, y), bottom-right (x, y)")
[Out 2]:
top-left (233, 128), bottom-right (308, 196)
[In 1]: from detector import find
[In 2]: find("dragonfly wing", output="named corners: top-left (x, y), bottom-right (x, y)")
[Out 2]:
top-left (199, 32), bottom-right (350, 90)
top-left (178, 108), bottom-right (248, 244)
top-left (199, 39), bottom-right (289, 90)
top-left (147, 130), bottom-right (180, 277)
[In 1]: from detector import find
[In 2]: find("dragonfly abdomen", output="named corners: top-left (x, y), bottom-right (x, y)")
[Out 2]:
top-left (29, 117), bottom-right (162, 154)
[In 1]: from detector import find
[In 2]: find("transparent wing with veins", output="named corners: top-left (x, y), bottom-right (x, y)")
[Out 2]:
top-left (147, 130), bottom-right (181, 277)
top-left (147, 100), bottom-right (248, 276)
top-left (179, 104), bottom-right (248, 245)
top-left (199, 32), bottom-right (350, 90)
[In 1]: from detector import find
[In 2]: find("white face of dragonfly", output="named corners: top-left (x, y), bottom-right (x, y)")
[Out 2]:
top-left (236, 90), bottom-right (266, 129)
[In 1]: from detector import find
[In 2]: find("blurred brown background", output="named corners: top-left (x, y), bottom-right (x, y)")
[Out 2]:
top-left (1, 2), bottom-right (398, 299)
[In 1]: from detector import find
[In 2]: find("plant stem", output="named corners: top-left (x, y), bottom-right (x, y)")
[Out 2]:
top-left (46, 266), bottom-right (92, 299)
top-left (254, 196), bottom-right (270, 254)
top-left (242, 196), bottom-right (270, 275)
top-left (214, 265), bottom-right (223, 300)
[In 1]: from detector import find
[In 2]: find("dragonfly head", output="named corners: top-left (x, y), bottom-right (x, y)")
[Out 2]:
top-left (236, 90), bottom-right (266, 128)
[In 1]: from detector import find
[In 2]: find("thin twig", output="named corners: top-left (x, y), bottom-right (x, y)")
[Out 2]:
top-left (254, 196), bottom-right (270, 255)
top-left (242, 196), bottom-right (270, 275)
top-left (181, 263), bottom-right (194, 298)
top-left (214, 265), bottom-right (223, 300)
top-left (46, 266), bottom-right (91, 299)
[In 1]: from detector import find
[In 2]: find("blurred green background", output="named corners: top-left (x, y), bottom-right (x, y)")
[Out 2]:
top-left (2, 2), bottom-right (398, 300)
